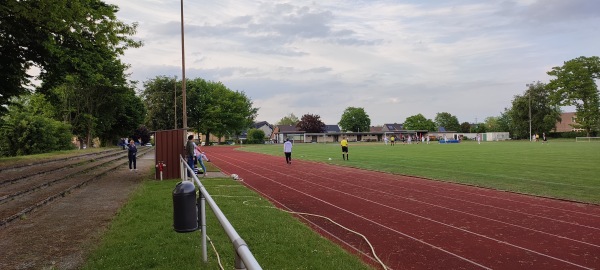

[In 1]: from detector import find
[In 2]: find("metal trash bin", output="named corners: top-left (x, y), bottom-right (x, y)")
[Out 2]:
top-left (173, 181), bottom-right (198, 233)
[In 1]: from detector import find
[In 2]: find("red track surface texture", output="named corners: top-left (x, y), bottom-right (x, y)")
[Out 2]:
top-left (207, 147), bottom-right (600, 270)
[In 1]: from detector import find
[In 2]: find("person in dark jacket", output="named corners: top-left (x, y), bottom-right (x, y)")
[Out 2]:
top-left (127, 139), bottom-right (138, 171)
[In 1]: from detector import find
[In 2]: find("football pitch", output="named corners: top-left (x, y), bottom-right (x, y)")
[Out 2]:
top-left (238, 140), bottom-right (600, 204)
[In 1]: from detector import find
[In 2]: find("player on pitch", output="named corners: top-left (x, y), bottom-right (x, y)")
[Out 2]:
top-left (341, 137), bottom-right (349, 160)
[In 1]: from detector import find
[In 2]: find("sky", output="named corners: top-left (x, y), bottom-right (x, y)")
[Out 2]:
top-left (103, 0), bottom-right (600, 126)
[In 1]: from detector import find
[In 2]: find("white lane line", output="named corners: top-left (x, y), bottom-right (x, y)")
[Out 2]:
top-left (212, 153), bottom-right (594, 270)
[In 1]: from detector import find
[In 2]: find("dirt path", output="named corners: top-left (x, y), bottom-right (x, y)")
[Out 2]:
top-left (0, 150), bottom-right (155, 270)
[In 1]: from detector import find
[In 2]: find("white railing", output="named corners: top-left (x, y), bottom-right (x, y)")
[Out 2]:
top-left (575, 137), bottom-right (600, 142)
top-left (179, 155), bottom-right (262, 270)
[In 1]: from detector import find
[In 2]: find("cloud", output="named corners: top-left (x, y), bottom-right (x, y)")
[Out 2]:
top-left (107, 0), bottom-right (600, 126)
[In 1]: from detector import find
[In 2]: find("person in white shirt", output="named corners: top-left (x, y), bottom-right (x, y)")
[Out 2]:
top-left (283, 138), bottom-right (293, 164)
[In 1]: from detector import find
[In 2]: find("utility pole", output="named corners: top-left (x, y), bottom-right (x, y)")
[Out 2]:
top-left (527, 83), bottom-right (533, 142)
top-left (174, 77), bottom-right (177, 129)
top-left (180, 0), bottom-right (187, 129)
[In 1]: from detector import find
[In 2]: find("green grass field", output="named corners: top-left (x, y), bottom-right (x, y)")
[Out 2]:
top-left (82, 179), bottom-right (372, 270)
top-left (238, 139), bottom-right (600, 204)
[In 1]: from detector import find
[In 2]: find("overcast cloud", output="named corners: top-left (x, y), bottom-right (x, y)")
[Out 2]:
top-left (104, 0), bottom-right (600, 126)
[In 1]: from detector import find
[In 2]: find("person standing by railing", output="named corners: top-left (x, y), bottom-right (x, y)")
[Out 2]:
top-left (186, 135), bottom-right (196, 176)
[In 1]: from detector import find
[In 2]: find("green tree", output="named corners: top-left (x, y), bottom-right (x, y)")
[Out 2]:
top-left (133, 125), bottom-right (151, 145)
top-left (472, 123), bottom-right (486, 133)
top-left (0, 0), bottom-right (141, 116)
top-left (338, 107), bottom-right (371, 132)
top-left (483, 116), bottom-right (503, 132)
top-left (460, 122), bottom-right (472, 133)
top-left (186, 78), bottom-right (258, 144)
top-left (496, 112), bottom-right (511, 134)
top-left (297, 114), bottom-right (325, 133)
top-left (276, 113), bottom-right (299, 126)
top-left (434, 112), bottom-right (460, 132)
top-left (506, 82), bottom-right (561, 139)
top-left (0, 94), bottom-right (73, 156)
top-left (246, 129), bottom-right (266, 144)
top-left (547, 56), bottom-right (600, 136)
top-left (403, 114), bottom-right (436, 131)
top-left (141, 76), bottom-right (180, 131)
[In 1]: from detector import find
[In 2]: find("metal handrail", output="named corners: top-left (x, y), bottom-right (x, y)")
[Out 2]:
top-left (179, 155), bottom-right (262, 270)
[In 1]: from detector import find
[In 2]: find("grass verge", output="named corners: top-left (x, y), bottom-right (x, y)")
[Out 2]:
top-left (82, 178), bottom-right (373, 270)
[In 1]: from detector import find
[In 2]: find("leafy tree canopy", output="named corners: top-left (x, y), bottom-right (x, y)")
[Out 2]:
top-left (276, 113), bottom-right (299, 126)
top-left (0, 0), bottom-right (141, 116)
top-left (434, 112), bottom-right (460, 132)
top-left (246, 129), bottom-right (266, 144)
top-left (141, 76), bottom-right (181, 131)
top-left (460, 122), bottom-right (472, 133)
top-left (0, 94), bottom-right (73, 156)
top-left (547, 56), bottom-right (600, 136)
top-left (506, 82), bottom-right (561, 139)
top-left (403, 114), bottom-right (436, 131)
top-left (186, 78), bottom-right (258, 144)
top-left (297, 114), bottom-right (325, 133)
top-left (338, 107), bottom-right (371, 132)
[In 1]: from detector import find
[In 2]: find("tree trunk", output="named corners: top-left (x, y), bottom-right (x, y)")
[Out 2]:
top-left (205, 131), bottom-right (211, 145)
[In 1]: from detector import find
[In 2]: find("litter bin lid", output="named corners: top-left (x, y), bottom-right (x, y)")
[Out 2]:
top-left (173, 181), bottom-right (196, 195)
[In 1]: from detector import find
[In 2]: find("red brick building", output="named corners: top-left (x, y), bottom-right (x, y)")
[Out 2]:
top-left (554, 112), bottom-right (584, 132)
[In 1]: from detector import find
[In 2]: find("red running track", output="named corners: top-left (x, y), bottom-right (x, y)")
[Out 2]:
top-left (206, 146), bottom-right (600, 270)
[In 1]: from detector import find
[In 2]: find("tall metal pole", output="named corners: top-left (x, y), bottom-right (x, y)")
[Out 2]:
top-left (180, 0), bottom-right (187, 129)
top-left (174, 77), bottom-right (177, 129)
top-left (528, 84), bottom-right (532, 142)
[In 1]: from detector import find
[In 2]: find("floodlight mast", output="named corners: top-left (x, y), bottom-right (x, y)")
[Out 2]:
top-left (180, 0), bottom-right (187, 129)
top-left (527, 83), bottom-right (533, 142)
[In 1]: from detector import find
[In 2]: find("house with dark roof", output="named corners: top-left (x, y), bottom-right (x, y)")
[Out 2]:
top-left (253, 121), bottom-right (273, 138)
top-left (323, 125), bottom-right (341, 133)
top-left (238, 121), bottom-right (273, 142)
top-left (270, 125), bottom-right (305, 143)
top-left (382, 123), bottom-right (403, 132)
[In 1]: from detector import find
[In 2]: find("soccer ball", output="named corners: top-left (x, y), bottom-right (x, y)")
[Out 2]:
top-left (328, 158), bottom-right (332, 160)
top-left (231, 174), bottom-right (239, 180)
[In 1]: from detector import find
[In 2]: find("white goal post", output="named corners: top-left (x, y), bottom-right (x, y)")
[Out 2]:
top-left (575, 137), bottom-right (600, 142)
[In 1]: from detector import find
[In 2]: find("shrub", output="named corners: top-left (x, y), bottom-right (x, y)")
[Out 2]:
top-left (246, 128), bottom-right (265, 144)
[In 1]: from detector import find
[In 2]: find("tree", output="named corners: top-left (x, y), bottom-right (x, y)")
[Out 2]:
top-left (338, 107), bottom-right (371, 132)
top-left (0, 94), bottom-right (73, 156)
top-left (133, 125), bottom-right (151, 145)
top-left (483, 116), bottom-right (508, 132)
top-left (506, 82), bottom-right (561, 139)
top-left (460, 122), bottom-right (472, 133)
top-left (186, 78), bottom-right (258, 144)
top-left (276, 113), bottom-right (299, 126)
top-left (297, 114), bottom-right (325, 133)
top-left (403, 114), bottom-right (436, 131)
top-left (547, 56), bottom-right (600, 136)
top-left (246, 129), bottom-right (265, 144)
top-left (0, 0), bottom-right (141, 117)
top-left (434, 112), bottom-right (460, 132)
top-left (141, 76), bottom-right (180, 131)
top-left (472, 123), bottom-right (486, 133)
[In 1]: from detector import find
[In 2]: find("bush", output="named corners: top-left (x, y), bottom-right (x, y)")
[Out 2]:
top-left (246, 128), bottom-right (265, 144)
top-left (1, 111), bottom-right (74, 156)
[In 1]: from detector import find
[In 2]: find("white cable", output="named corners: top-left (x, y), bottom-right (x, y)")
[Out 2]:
top-left (279, 209), bottom-right (388, 270)
top-left (211, 186), bottom-right (388, 269)
top-left (206, 235), bottom-right (225, 270)
top-left (235, 197), bottom-right (388, 270)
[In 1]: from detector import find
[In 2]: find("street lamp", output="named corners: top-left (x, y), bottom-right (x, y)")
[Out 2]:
top-left (526, 83), bottom-right (533, 142)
